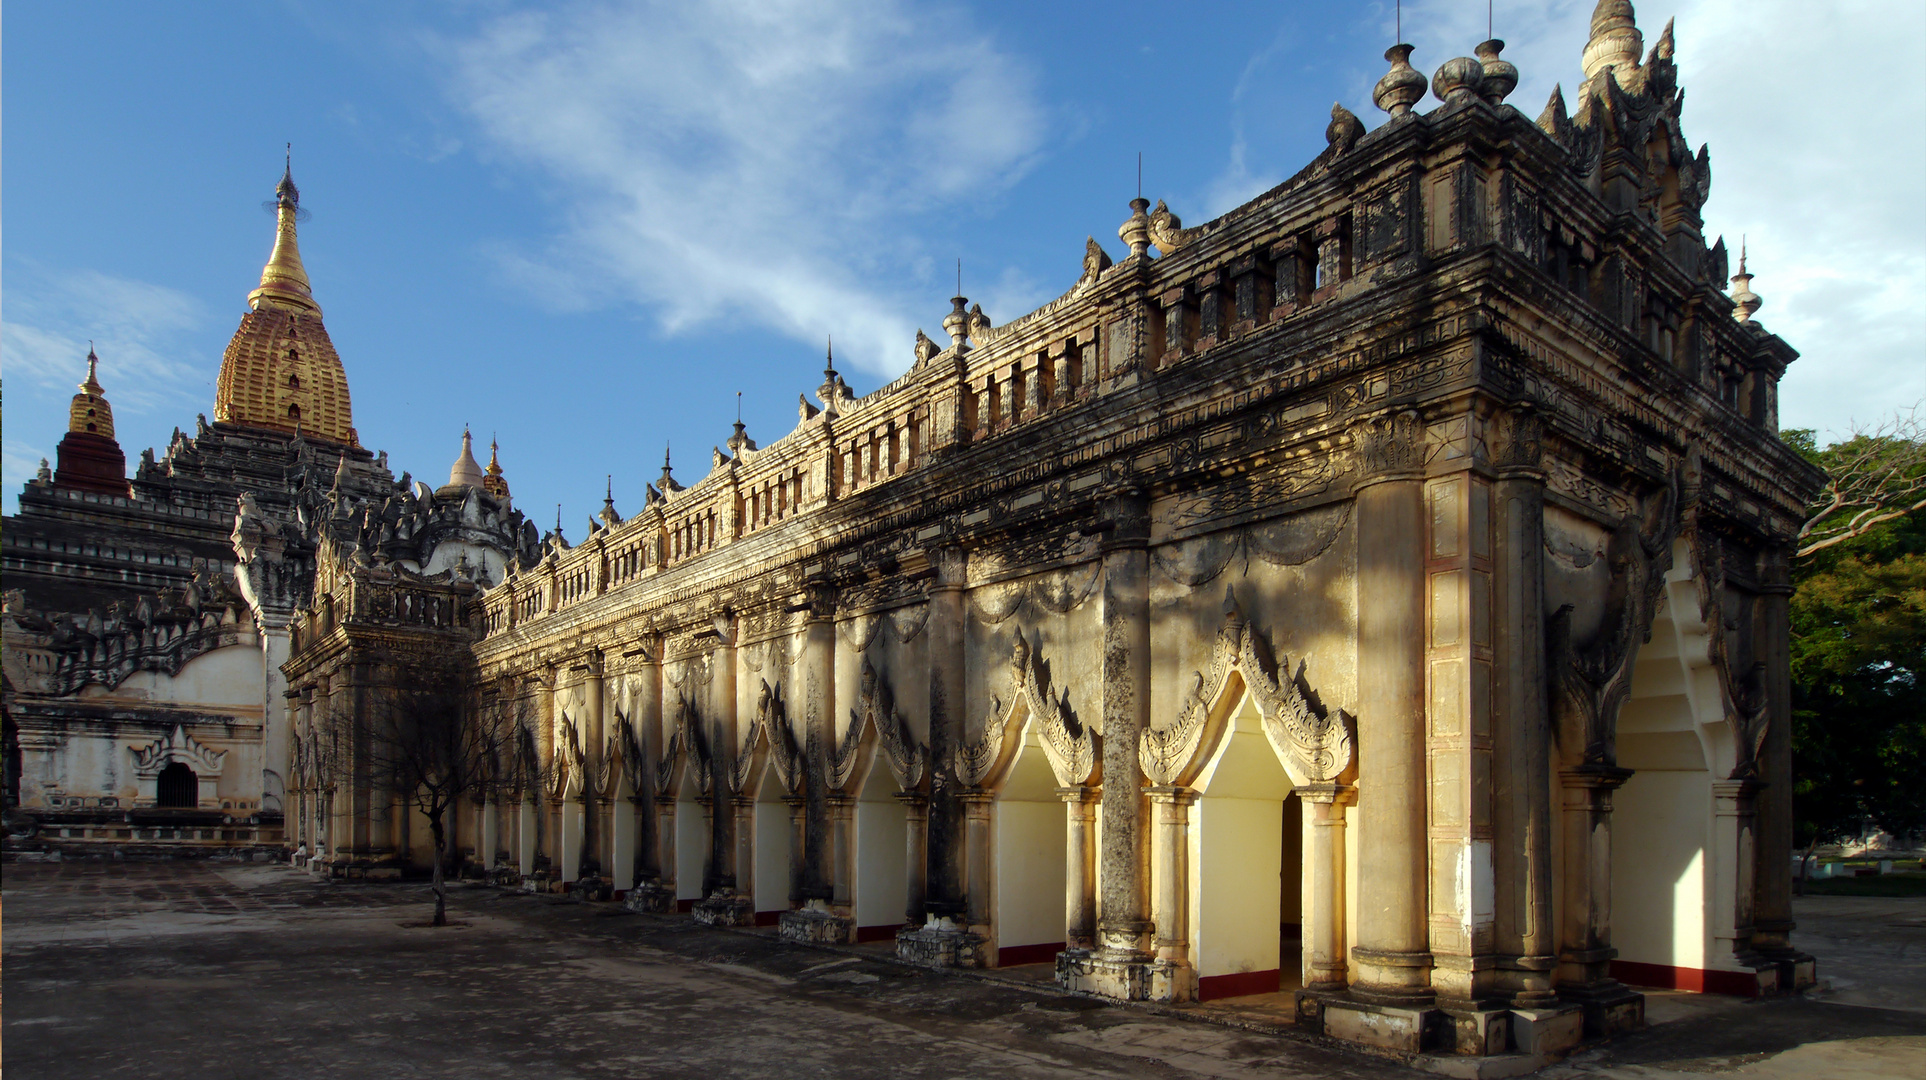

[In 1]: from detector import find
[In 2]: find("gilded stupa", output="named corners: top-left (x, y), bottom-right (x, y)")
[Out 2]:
top-left (52, 345), bottom-right (132, 496)
top-left (212, 155), bottom-right (357, 445)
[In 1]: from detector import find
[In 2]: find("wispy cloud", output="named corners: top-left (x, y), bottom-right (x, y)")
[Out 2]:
top-left (1371, 0), bottom-right (1926, 439)
top-left (2, 262), bottom-right (208, 414)
top-left (1, 261), bottom-right (211, 496)
top-left (434, 0), bottom-right (1048, 378)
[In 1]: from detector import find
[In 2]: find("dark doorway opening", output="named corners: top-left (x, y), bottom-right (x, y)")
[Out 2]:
top-left (157, 762), bottom-right (198, 808)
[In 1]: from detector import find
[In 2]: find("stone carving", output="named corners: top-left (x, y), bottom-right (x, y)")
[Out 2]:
top-left (1548, 468), bottom-right (1681, 767)
top-left (1079, 237), bottom-right (1113, 286)
top-left (1140, 589), bottom-right (1353, 786)
top-left (1350, 410), bottom-right (1428, 481)
top-left (1326, 102), bottom-right (1365, 155)
top-left (1011, 633), bottom-right (1096, 788)
top-left (1691, 527), bottom-right (1770, 779)
top-left (849, 659), bottom-right (925, 789)
top-left (759, 680), bottom-right (803, 796)
top-left (131, 724), bottom-right (227, 777)
top-left (1147, 200), bottom-right (1198, 254)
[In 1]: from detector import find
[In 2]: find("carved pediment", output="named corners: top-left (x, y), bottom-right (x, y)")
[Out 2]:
top-left (131, 724), bottom-right (226, 777)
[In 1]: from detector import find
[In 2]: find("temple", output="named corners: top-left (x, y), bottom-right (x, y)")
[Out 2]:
top-left (5, 3), bottom-right (1824, 1066)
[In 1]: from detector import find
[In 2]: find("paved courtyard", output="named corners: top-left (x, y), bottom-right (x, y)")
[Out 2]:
top-left (4, 861), bottom-right (1923, 1079)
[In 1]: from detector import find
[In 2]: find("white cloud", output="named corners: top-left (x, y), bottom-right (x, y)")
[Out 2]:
top-left (2, 262), bottom-right (208, 416)
top-left (435, 0), bottom-right (1048, 378)
top-left (1372, 0), bottom-right (1926, 441)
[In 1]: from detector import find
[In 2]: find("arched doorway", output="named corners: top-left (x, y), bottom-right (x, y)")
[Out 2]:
top-left (157, 762), bottom-right (199, 808)
top-left (853, 754), bottom-right (909, 941)
top-left (990, 723), bottom-right (1068, 967)
top-left (1189, 695), bottom-right (1298, 1000)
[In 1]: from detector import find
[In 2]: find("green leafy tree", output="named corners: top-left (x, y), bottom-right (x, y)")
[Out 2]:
top-left (1785, 416), bottom-right (1926, 867)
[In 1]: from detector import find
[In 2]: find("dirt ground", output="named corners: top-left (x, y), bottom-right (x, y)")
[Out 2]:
top-left (3, 861), bottom-right (1923, 1078)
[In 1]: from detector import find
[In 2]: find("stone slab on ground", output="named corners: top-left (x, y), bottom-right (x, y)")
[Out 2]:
top-left (4, 865), bottom-right (1925, 1079)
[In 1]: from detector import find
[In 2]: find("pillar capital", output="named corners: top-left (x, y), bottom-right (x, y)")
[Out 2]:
top-left (1143, 784), bottom-right (1198, 807)
top-left (1294, 781), bottom-right (1356, 806)
top-left (1559, 764), bottom-right (1634, 792)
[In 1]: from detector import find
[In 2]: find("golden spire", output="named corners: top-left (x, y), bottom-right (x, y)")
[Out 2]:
top-left (482, 435), bottom-right (511, 498)
top-left (69, 344), bottom-right (116, 438)
top-left (247, 145), bottom-right (321, 316)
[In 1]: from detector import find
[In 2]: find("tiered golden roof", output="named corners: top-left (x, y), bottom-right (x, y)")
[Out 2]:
top-left (67, 346), bottom-right (115, 438)
top-left (212, 160), bottom-right (357, 445)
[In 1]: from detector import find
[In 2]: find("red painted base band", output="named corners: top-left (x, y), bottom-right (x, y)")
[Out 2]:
top-left (756, 910), bottom-right (784, 927)
top-left (1612, 960), bottom-right (1765, 997)
top-left (1198, 969), bottom-right (1281, 1001)
top-left (997, 942), bottom-right (1066, 967)
top-left (856, 924), bottom-right (901, 943)
top-left (676, 898), bottom-right (696, 913)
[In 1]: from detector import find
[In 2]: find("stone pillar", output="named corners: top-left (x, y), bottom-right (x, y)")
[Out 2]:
top-left (1712, 779), bottom-right (1769, 986)
top-left (1057, 492), bottom-right (1158, 998)
top-left (830, 793), bottom-right (857, 913)
top-left (1348, 418), bottom-right (1433, 1009)
top-left (653, 795), bottom-right (678, 897)
top-left (786, 795), bottom-right (808, 905)
top-left (898, 792), bottom-right (929, 926)
top-left (1556, 766), bottom-right (1641, 1037)
top-left (733, 795), bottom-right (758, 904)
top-left (706, 631), bottom-right (740, 897)
top-left (1490, 429), bottom-right (1559, 1009)
top-left (518, 798), bottom-right (536, 877)
top-left (896, 547), bottom-right (983, 966)
top-left (633, 646), bottom-right (664, 890)
top-left (1147, 786), bottom-right (1198, 1002)
top-left (1060, 786), bottom-right (1098, 950)
top-left (1297, 782), bottom-right (1356, 991)
top-left (1751, 547), bottom-right (1812, 988)
top-left (481, 798), bottom-right (500, 871)
top-left (582, 655), bottom-right (605, 877)
top-left (961, 792), bottom-right (995, 932)
top-left (1421, 472), bottom-right (1501, 1009)
top-left (802, 604), bottom-right (836, 903)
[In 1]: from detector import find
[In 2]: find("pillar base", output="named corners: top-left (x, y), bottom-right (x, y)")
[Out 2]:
top-left (692, 890), bottom-right (756, 927)
top-left (1761, 949), bottom-right (1818, 993)
top-left (780, 901), bottom-right (856, 945)
top-left (624, 882), bottom-right (677, 913)
top-left (1053, 947), bottom-right (1193, 1002)
top-left (1557, 981), bottom-right (1643, 1039)
top-left (1509, 1005), bottom-right (1585, 1058)
top-left (896, 915), bottom-right (985, 969)
top-left (1313, 996), bottom-right (1443, 1054)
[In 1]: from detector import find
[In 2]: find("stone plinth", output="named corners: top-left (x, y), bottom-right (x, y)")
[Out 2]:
top-left (1054, 947), bottom-right (1191, 1002)
top-left (624, 883), bottom-right (676, 913)
top-left (1562, 982), bottom-right (1643, 1040)
top-left (1315, 997), bottom-right (1441, 1054)
top-left (896, 915), bottom-right (984, 969)
top-left (1509, 1006), bottom-right (1585, 1058)
top-left (780, 901), bottom-right (856, 945)
top-left (692, 891), bottom-right (756, 927)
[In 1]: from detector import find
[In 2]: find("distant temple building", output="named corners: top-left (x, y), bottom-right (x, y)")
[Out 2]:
top-left (5, 2), bottom-right (1825, 1065)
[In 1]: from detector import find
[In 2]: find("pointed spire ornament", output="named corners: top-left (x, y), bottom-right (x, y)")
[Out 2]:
top-left (1374, 45), bottom-right (1428, 116)
top-left (1475, 39), bottom-right (1518, 105)
top-left (249, 147), bottom-right (320, 316)
top-left (1580, 0), bottom-right (1643, 89)
top-left (1729, 238), bottom-right (1762, 324)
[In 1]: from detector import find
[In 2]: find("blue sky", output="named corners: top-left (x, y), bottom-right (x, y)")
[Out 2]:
top-left (7, 0), bottom-right (1922, 526)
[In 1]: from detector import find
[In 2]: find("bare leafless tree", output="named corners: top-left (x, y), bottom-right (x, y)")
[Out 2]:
top-left (1796, 403), bottom-right (1926, 558)
top-left (320, 649), bottom-right (513, 925)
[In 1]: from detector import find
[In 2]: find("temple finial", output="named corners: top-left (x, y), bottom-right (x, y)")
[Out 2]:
top-left (1729, 236), bottom-right (1762, 324)
top-left (250, 149), bottom-right (319, 316)
top-left (1580, 0), bottom-right (1643, 88)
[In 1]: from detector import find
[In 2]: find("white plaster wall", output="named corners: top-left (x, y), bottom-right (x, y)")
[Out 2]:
top-left (1193, 797), bottom-right (1284, 982)
top-left (675, 773), bottom-right (705, 901)
top-left (994, 798), bottom-right (1066, 953)
top-left (754, 798), bottom-right (792, 915)
top-left (855, 798), bottom-right (908, 929)
top-left (1614, 765), bottom-right (1709, 972)
top-left (92, 644), bottom-right (265, 714)
top-left (1189, 706), bottom-right (1293, 986)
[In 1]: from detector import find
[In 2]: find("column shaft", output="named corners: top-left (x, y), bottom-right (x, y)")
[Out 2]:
top-left (1351, 476), bottom-right (1433, 1005)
